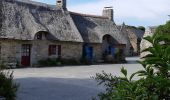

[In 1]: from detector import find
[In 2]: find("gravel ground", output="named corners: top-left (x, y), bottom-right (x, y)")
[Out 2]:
top-left (13, 57), bottom-right (143, 100)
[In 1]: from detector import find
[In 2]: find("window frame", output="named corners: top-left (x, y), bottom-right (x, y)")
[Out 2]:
top-left (48, 45), bottom-right (61, 57)
top-left (36, 33), bottom-right (43, 40)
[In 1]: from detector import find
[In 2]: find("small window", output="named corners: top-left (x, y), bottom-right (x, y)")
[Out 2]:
top-left (49, 45), bottom-right (61, 57)
top-left (36, 33), bottom-right (43, 40)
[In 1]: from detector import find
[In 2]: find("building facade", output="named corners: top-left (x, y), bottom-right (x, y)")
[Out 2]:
top-left (118, 24), bottom-right (145, 56)
top-left (0, 0), bottom-right (127, 67)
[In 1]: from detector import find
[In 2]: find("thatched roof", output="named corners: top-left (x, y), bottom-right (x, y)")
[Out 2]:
top-left (0, 0), bottom-right (126, 44)
top-left (70, 12), bottom-right (126, 44)
top-left (0, 0), bottom-right (83, 42)
top-left (117, 24), bottom-right (145, 54)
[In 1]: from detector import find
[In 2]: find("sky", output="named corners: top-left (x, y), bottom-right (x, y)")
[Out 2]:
top-left (32, 0), bottom-right (170, 27)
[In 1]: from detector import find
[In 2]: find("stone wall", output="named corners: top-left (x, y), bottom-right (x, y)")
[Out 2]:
top-left (0, 40), bottom-right (20, 64)
top-left (91, 43), bottom-right (102, 62)
top-left (0, 39), bottom-right (83, 67)
top-left (119, 24), bottom-right (145, 56)
top-left (0, 39), bottom-right (127, 67)
top-left (29, 40), bottom-right (83, 66)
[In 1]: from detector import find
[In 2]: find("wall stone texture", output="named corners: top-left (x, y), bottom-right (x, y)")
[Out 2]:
top-left (0, 39), bottom-right (106, 67)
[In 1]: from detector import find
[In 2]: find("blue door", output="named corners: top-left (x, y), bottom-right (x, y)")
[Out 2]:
top-left (85, 46), bottom-right (93, 61)
top-left (111, 47), bottom-right (115, 56)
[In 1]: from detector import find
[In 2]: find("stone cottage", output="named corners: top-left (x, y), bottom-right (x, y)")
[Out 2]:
top-left (0, 0), bottom-right (127, 67)
top-left (118, 23), bottom-right (144, 56)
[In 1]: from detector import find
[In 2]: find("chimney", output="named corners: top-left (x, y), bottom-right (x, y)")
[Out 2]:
top-left (102, 7), bottom-right (114, 21)
top-left (57, 0), bottom-right (67, 10)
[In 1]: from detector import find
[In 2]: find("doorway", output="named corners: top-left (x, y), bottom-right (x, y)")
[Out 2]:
top-left (21, 44), bottom-right (31, 66)
top-left (83, 44), bottom-right (93, 63)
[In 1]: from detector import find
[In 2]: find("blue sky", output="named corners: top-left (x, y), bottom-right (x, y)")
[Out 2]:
top-left (33, 0), bottom-right (170, 27)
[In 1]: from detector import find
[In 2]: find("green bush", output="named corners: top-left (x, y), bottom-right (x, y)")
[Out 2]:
top-left (94, 33), bottom-right (170, 100)
top-left (60, 58), bottom-right (81, 65)
top-left (38, 58), bottom-right (61, 67)
top-left (38, 58), bottom-right (81, 67)
top-left (80, 57), bottom-right (92, 65)
top-left (156, 21), bottom-right (170, 35)
top-left (0, 63), bottom-right (18, 100)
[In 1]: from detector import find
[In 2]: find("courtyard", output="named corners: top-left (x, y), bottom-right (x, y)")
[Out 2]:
top-left (13, 57), bottom-right (143, 100)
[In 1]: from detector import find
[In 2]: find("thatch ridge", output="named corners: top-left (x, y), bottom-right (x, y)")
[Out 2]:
top-left (5, 0), bottom-right (57, 10)
top-left (0, 0), bottom-right (83, 42)
top-left (71, 13), bottom-right (127, 44)
top-left (0, 0), bottom-right (127, 44)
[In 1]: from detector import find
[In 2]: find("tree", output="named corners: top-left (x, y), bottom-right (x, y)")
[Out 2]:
top-left (156, 21), bottom-right (170, 35)
top-left (138, 26), bottom-right (145, 31)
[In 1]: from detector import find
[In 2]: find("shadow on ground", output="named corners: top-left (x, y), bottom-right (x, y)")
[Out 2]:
top-left (15, 77), bottom-right (104, 100)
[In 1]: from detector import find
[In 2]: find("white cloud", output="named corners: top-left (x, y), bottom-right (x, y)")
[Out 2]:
top-left (31, 0), bottom-right (170, 26)
top-left (68, 0), bottom-right (170, 26)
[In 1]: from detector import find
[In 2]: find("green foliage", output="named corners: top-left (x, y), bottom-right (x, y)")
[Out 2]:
top-left (0, 63), bottom-right (18, 100)
top-left (38, 58), bottom-right (61, 67)
top-left (94, 33), bottom-right (170, 100)
top-left (156, 21), bottom-right (170, 35)
top-left (126, 25), bottom-right (145, 32)
top-left (60, 58), bottom-right (81, 65)
top-left (138, 26), bottom-right (145, 31)
top-left (38, 58), bottom-right (81, 67)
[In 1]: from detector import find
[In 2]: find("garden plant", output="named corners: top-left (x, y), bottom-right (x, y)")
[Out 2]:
top-left (94, 22), bottom-right (170, 100)
top-left (0, 62), bottom-right (18, 100)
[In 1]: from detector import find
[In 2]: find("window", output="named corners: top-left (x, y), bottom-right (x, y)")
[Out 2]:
top-left (48, 45), bottom-right (61, 57)
top-left (36, 33), bottom-right (43, 40)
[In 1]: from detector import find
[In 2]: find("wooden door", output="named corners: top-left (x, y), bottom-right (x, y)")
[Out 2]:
top-left (21, 44), bottom-right (31, 66)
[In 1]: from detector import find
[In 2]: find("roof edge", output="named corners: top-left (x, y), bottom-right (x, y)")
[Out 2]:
top-left (70, 11), bottom-right (109, 19)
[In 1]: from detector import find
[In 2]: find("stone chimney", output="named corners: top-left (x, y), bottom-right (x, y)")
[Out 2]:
top-left (57, 0), bottom-right (67, 10)
top-left (102, 7), bottom-right (114, 21)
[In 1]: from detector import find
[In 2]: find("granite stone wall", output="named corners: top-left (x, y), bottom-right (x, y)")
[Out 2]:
top-left (0, 39), bottom-right (84, 67)
top-left (91, 43), bottom-right (102, 62)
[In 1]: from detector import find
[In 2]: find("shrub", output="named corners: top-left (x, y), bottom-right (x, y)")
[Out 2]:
top-left (60, 58), bottom-right (81, 65)
top-left (156, 21), bottom-right (170, 35)
top-left (80, 57), bottom-right (94, 65)
top-left (38, 58), bottom-right (81, 67)
top-left (0, 63), bottom-right (18, 100)
top-left (94, 33), bottom-right (170, 100)
top-left (38, 58), bottom-right (61, 67)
